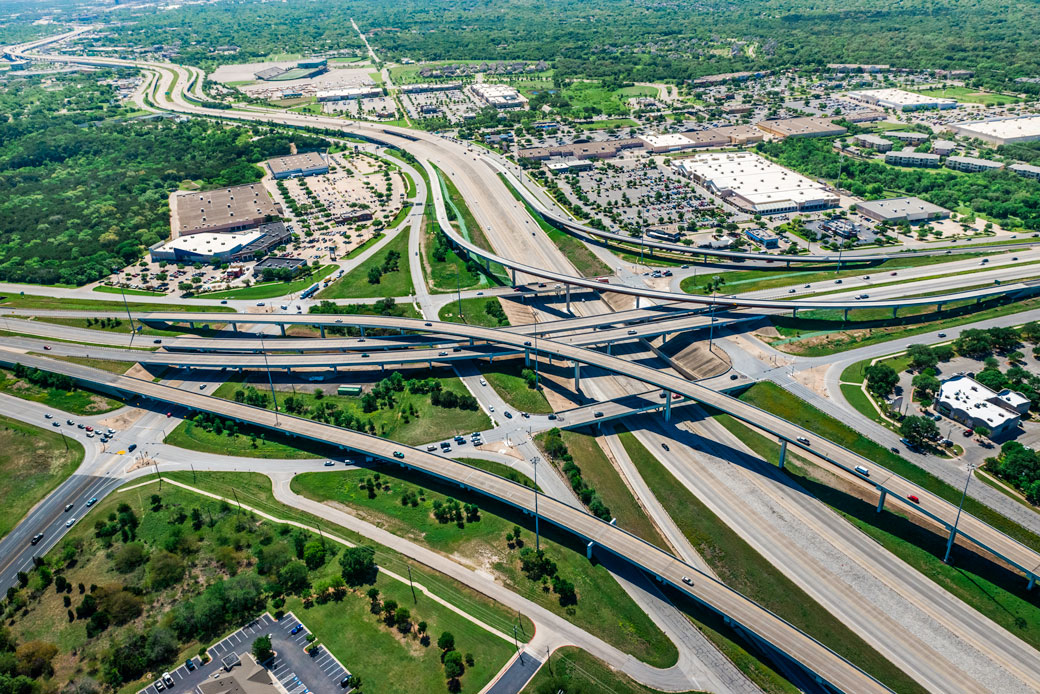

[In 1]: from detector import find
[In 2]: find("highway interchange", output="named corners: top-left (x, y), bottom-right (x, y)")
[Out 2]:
top-left (3, 27), bottom-right (1040, 694)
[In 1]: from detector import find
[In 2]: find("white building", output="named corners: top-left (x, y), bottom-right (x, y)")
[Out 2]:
top-left (936, 375), bottom-right (1027, 437)
top-left (149, 230), bottom-right (264, 263)
top-left (847, 88), bottom-right (957, 111)
top-left (946, 115), bottom-right (1040, 145)
top-left (468, 84), bottom-right (528, 109)
top-left (316, 86), bottom-right (382, 102)
top-left (674, 151), bottom-right (838, 214)
top-left (639, 133), bottom-right (699, 153)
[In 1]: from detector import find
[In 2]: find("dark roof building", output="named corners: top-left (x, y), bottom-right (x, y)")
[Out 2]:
top-left (267, 152), bottom-right (328, 179)
top-left (172, 184), bottom-right (282, 236)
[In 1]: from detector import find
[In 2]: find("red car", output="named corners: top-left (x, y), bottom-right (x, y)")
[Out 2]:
top-left (908, 495), bottom-right (920, 504)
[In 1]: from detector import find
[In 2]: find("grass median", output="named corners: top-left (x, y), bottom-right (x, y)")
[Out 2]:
top-left (319, 231), bottom-right (414, 299)
top-left (0, 366), bottom-right (122, 415)
top-left (618, 429), bottom-right (927, 694)
top-left (522, 646), bottom-right (704, 694)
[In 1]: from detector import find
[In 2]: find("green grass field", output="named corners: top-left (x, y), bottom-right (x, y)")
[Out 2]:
top-left (618, 429), bottom-right (926, 694)
top-left (523, 646), bottom-right (704, 694)
top-left (0, 415), bottom-right (84, 539)
top-left (199, 265), bottom-right (337, 301)
top-left (573, 118), bottom-right (639, 131)
top-left (0, 295), bottom-right (233, 313)
top-left (457, 457), bottom-right (538, 489)
top-left (165, 419), bottom-right (326, 459)
top-left (212, 370), bottom-right (490, 446)
top-left (0, 367), bottom-right (122, 415)
top-left (438, 297), bottom-right (510, 328)
top-left (318, 232), bottom-right (414, 299)
top-left (91, 285), bottom-right (167, 297)
top-left (291, 468), bottom-right (678, 667)
top-left (915, 86), bottom-right (1023, 106)
top-left (478, 359), bottom-right (553, 415)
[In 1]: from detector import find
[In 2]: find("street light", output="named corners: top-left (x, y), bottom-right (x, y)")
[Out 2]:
top-left (944, 463), bottom-right (976, 564)
top-left (258, 333), bottom-right (280, 424)
top-left (530, 456), bottom-right (540, 553)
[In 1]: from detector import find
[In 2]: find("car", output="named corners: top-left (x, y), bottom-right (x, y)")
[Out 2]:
top-left (45, 413), bottom-right (53, 419)
top-left (804, 284), bottom-right (811, 288)
top-left (361, 353), bottom-right (370, 358)
top-left (128, 444), bottom-right (137, 452)
top-left (681, 576), bottom-right (693, 585)
top-left (982, 258), bottom-right (989, 264)
top-left (438, 351), bottom-right (448, 356)
top-left (153, 339), bottom-right (162, 344)
top-left (862, 275), bottom-right (870, 280)
top-left (503, 411), bottom-right (512, 419)
top-left (77, 423), bottom-right (84, 429)
top-left (86, 432), bottom-right (94, 438)
top-left (489, 406), bottom-right (495, 412)
top-left (729, 374), bottom-right (738, 380)
top-left (891, 272), bottom-right (897, 276)
top-left (324, 460), bottom-right (334, 466)
top-left (67, 419), bottom-right (74, 425)
top-left (65, 518), bottom-right (76, 528)
top-left (521, 412), bottom-right (530, 418)
top-left (52, 421), bottom-right (60, 427)
top-left (796, 436), bottom-right (810, 445)
top-left (662, 443), bottom-right (670, 451)
top-left (523, 341), bottom-right (532, 347)
top-left (199, 384), bottom-right (206, 390)
top-left (835, 279), bottom-right (843, 284)
top-left (937, 332), bottom-right (947, 338)
top-left (854, 465), bottom-right (870, 477)
top-left (627, 329), bottom-right (637, 335)
top-left (547, 414), bottom-right (557, 420)
top-left (31, 533), bottom-right (43, 545)
top-left (788, 288), bottom-right (796, 293)
top-left (393, 451), bottom-right (404, 459)
top-left (166, 412), bottom-right (172, 417)
top-left (964, 428), bottom-right (974, 437)
top-left (86, 497), bottom-right (97, 507)
top-left (426, 444), bottom-right (438, 451)
top-left (162, 673), bottom-right (174, 688)
top-left (154, 681), bottom-right (165, 692)
top-left (220, 300), bottom-right (228, 305)
top-left (593, 411), bottom-right (604, 418)
top-left (890, 446), bottom-right (900, 453)
top-left (424, 322), bottom-right (432, 327)
top-left (43, 345), bottom-right (51, 350)
top-left (291, 624), bottom-right (304, 635)
top-left (185, 659), bottom-right (196, 671)
top-left (256, 302), bottom-right (266, 307)
top-left (908, 495), bottom-right (920, 504)
top-left (479, 378), bottom-right (487, 386)
top-left (452, 346), bottom-right (462, 352)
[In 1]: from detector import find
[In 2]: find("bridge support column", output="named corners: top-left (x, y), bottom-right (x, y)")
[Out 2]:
top-left (565, 285), bottom-right (572, 314)
top-left (843, 308), bottom-right (849, 321)
top-left (586, 541), bottom-right (595, 560)
top-left (778, 440), bottom-right (787, 470)
top-left (511, 268), bottom-right (516, 285)
top-left (332, 366), bottom-right (337, 373)
top-left (484, 257), bottom-right (490, 272)
top-left (574, 363), bottom-right (581, 392)
top-left (1029, 574), bottom-right (1036, 591)
top-left (525, 348), bottom-right (530, 367)
top-left (665, 394), bottom-right (672, 422)
top-left (232, 323), bottom-right (238, 333)
top-left (320, 325), bottom-right (326, 338)
top-left (606, 342), bottom-right (612, 355)
top-left (876, 489), bottom-right (887, 513)
top-left (380, 363), bottom-right (385, 373)
top-left (893, 306), bottom-right (898, 318)
top-left (937, 302), bottom-right (944, 313)
top-left (189, 322), bottom-right (196, 329)
top-left (280, 324), bottom-right (287, 337)
top-left (360, 326), bottom-right (365, 338)
top-left (791, 308), bottom-right (798, 319)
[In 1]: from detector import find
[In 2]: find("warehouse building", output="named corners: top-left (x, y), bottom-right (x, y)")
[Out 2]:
top-left (756, 117), bottom-right (847, 139)
top-left (884, 148), bottom-right (940, 168)
top-left (1010, 163), bottom-right (1040, 180)
top-left (945, 156), bottom-right (1004, 173)
top-left (639, 133), bottom-right (699, 153)
top-left (674, 151), bottom-right (838, 214)
top-left (317, 86), bottom-right (381, 102)
top-left (853, 134), bottom-right (893, 152)
top-left (469, 83), bottom-right (528, 109)
top-left (847, 88), bottom-right (957, 111)
top-left (937, 376), bottom-right (1028, 437)
top-left (680, 125), bottom-right (763, 148)
top-left (267, 152), bottom-right (329, 179)
top-left (946, 115), bottom-right (1040, 145)
top-left (856, 197), bottom-right (950, 224)
top-left (171, 184), bottom-right (282, 236)
top-left (151, 221), bottom-right (290, 263)
top-left (517, 139), bottom-right (643, 161)
top-left (400, 82), bottom-right (462, 93)
top-left (547, 159), bottom-right (594, 173)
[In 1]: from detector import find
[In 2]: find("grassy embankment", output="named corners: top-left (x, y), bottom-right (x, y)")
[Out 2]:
top-left (318, 231), bottom-right (414, 299)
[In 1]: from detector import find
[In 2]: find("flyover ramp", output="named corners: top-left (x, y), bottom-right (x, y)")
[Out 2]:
top-left (0, 347), bottom-right (890, 694)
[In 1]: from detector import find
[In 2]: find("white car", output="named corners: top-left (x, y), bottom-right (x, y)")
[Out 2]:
top-left (65, 518), bottom-right (76, 528)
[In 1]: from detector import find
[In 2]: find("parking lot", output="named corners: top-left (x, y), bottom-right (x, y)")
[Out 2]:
top-left (139, 613), bottom-right (350, 694)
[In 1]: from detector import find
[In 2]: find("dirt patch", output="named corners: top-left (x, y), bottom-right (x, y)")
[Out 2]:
top-left (601, 291), bottom-right (637, 313)
top-left (790, 364), bottom-right (831, 399)
top-left (99, 406), bottom-right (149, 432)
top-left (124, 364), bottom-right (153, 380)
top-left (670, 339), bottom-right (731, 380)
top-left (498, 297), bottom-right (536, 326)
top-left (753, 325), bottom-right (780, 339)
top-left (473, 445), bottom-right (522, 460)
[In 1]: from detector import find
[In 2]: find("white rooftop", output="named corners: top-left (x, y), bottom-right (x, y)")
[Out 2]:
top-left (848, 88), bottom-right (957, 108)
top-left (677, 151), bottom-right (834, 209)
top-left (639, 133), bottom-right (696, 149)
top-left (163, 230), bottom-right (263, 256)
top-left (950, 115), bottom-right (1040, 141)
top-left (938, 376), bottom-right (1019, 429)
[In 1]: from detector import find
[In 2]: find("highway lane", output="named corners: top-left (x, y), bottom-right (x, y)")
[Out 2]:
top-left (122, 312), bottom-right (1040, 583)
top-left (0, 348), bottom-right (890, 694)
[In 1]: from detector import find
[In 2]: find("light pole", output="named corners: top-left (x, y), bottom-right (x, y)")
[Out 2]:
top-left (708, 288), bottom-right (717, 352)
top-left (258, 333), bottom-right (280, 424)
top-left (119, 285), bottom-right (137, 345)
top-left (530, 456), bottom-right (540, 553)
top-left (944, 463), bottom-right (976, 564)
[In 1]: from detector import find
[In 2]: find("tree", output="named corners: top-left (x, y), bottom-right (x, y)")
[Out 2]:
top-left (974, 426), bottom-right (992, 439)
top-left (900, 415), bottom-right (939, 448)
top-left (146, 551), bottom-right (184, 590)
top-left (437, 632), bottom-right (455, 652)
top-left (911, 373), bottom-right (940, 400)
top-left (339, 546), bottom-right (377, 586)
top-left (252, 635), bottom-right (273, 663)
top-left (443, 650), bottom-right (465, 679)
top-left (277, 561), bottom-right (310, 595)
top-left (302, 540), bottom-right (327, 570)
top-left (865, 363), bottom-right (899, 398)
top-left (906, 344), bottom-right (937, 371)
top-left (14, 642), bottom-right (58, 679)
top-left (112, 543), bottom-right (148, 574)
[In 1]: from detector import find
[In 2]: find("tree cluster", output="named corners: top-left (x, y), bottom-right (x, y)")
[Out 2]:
top-left (542, 429), bottom-right (611, 520)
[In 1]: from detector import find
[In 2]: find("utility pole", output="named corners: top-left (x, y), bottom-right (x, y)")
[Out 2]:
top-left (708, 289), bottom-right (717, 352)
top-left (407, 565), bottom-right (417, 604)
top-left (513, 625), bottom-right (524, 665)
top-left (190, 463), bottom-right (196, 484)
top-left (154, 462), bottom-right (162, 490)
top-left (258, 334), bottom-right (280, 423)
top-left (944, 463), bottom-right (976, 564)
top-left (456, 265), bottom-right (464, 321)
top-left (232, 488), bottom-right (242, 513)
top-left (119, 285), bottom-right (137, 344)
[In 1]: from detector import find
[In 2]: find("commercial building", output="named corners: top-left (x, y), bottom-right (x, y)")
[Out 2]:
top-left (691, 71), bottom-right (767, 87)
top-left (400, 82), bottom-right (462, 93)
top-left (150, 222), bottom-right (290, 264)
top-left (171, 184), bottom-right (282, 236)
top-left (745, 228), bottom-right (779, 248)
top-left (884, 148), bottom-right (940, 168)
top-left (856, 197), bottom-right (950, 224)
top-left (197, 653), bottom-right (278, 694)
top-left (1010, 163), bottom-right (1040, 181)
top-left (674, 151), bottom-right (838, 215)
top-left (886, 131), bottom-right (929, 145)
top-left (317, 86), bottom-right (382, 102)
top-left (937, 375), bottom-right (1027, 437)
top-left (945, 115), bottom-right (1040, 145)
top-left (517, 138), bottom-right (643, 161)
top-left (847, 88), bottom-right (957, 111)
top-left (828, 64), bottom-right (889, 73)
top-left (756, 117), bottom-right (847, 139)
top-left (252, 256), bottom-right (309, 276)
top-left (931, 140), bottom-right (957, 156)
top-left (468, 84), bottom-right (528, 109)
top-left (679, 125), bottom-right (763, 148)
top-left (820, 218), bottom-right (861, 238)
top-left (945, 156), bottom-right (1004, 173)
top-left (267, 152), bottom-right (328, 179)
top-left (853, 134), bottom-right (893, 152)
top-left (546, 159), bottom-right (594, 173)
top-left (639, 133), bottom-right (700, 153)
